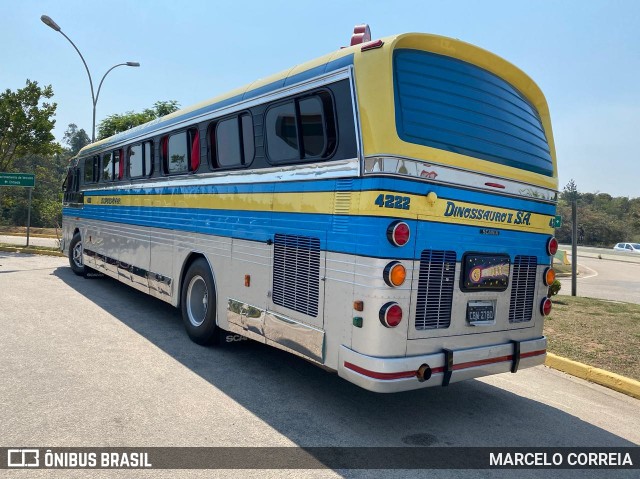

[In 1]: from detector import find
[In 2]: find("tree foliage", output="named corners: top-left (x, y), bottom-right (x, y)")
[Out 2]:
top-left (63, 123), bottom-right (90, 155)
top-left (0, 80), bottom-right (59, 172)
top-left (555, 181), bottom-right (640, 247)
top-left (97, 100), bottom-right (180, 140)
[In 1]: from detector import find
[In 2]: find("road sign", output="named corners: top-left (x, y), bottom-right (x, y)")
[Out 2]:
top-left (553, 215), bottom-right (562, 228)
top-left (0, 172), bottom-right (35, 187)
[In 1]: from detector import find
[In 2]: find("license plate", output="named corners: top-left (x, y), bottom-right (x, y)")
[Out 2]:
top-left (467, 301), bottom-right (495, 325)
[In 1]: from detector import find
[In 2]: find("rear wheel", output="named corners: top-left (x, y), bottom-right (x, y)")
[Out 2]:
top-left (181, 258), bottom-right (219, 345)
top-left (68, 233), bottom-right (86, 276)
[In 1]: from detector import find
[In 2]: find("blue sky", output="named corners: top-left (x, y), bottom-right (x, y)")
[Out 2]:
top-left (2, 0), bottom-right (639, 197)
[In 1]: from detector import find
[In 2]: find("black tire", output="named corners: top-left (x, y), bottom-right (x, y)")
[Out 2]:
top-left (68, 232), bottom-right (86, 276)
top-left (180, 258), bottom-right (219, 345)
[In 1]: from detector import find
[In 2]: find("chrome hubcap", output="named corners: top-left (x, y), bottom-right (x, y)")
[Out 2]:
top-left (72, 241), bottom-right (83, 268)
top-left (186, 275), bottom-right (208, 327)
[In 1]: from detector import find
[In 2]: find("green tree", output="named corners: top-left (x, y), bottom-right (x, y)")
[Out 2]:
top-left (63, 123), bottom-right (90, 155)
top-left (97, 100), bottom-right (180, 140)
top-left (0, 80), bottom-right (59, 172)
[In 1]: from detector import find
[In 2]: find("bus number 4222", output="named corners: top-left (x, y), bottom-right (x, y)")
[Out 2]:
top-left (374, 194), bottom-right (410, 210)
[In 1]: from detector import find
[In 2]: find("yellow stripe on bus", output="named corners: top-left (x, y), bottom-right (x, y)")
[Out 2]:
top-left (86, 190), bottom-right (554, 234)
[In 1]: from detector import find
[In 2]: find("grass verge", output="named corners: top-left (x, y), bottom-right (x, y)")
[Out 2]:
top-left (0, 226), bottom-right (58, 238)
top-left (545, 296), bottom-right (640, 381)
top-left (0, 243), bottom-right (64, 257)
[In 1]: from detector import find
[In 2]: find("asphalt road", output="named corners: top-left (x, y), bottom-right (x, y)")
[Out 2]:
top-left (558, 256), bottom-right (640, 304)
top-left (0, 252), bottom-right (638, 478)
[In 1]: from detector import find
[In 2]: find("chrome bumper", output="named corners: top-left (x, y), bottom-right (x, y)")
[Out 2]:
top-left (338, 336), bottom-right (547, 393)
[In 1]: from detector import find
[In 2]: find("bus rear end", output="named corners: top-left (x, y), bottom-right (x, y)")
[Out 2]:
top-left (339, 33), bottom-right (558, 392)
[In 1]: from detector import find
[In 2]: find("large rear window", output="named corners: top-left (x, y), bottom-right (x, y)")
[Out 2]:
top-left (393, 49), bottom-right (553, 177)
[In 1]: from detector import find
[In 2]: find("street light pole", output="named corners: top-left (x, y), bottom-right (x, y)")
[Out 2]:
top-left (40, 15), bottom-right (140, 142)
top-left (93, 62), bottom-right (140, 142)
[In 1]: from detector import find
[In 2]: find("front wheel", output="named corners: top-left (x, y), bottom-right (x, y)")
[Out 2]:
top-left (181, 258), bottom-right (219, 345)
top-left (68, 233), bottom-right (86, 276)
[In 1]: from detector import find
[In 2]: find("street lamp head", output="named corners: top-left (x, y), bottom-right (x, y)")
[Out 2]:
top-left (40, 15), bottom-right (61, 32)
top-left (126, 62), bottom-right (141, 67)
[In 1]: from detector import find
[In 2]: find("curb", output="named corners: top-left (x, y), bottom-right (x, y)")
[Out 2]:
top-left (0, 245), bottom-right (65, 257)
top-left (545, 352), bottom-right (640, 400)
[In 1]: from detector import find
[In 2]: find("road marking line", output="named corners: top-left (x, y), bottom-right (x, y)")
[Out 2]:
top-left (578, 264), bottom-right (598, 280)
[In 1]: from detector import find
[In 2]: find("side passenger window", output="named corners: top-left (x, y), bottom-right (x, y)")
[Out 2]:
top-left (162, 128), bottom-right (200, 174)
top-left (209, 113), bottom-right (254, 169)
top-left (265, 92), bottom-right (335, 163)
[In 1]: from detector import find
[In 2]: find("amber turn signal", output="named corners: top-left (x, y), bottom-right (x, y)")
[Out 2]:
top-left (543, 267), bottom-right (555, 286)
top-left (383, 261), bottom-right (406, 287)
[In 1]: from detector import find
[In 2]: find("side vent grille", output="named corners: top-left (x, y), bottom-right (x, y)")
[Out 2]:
top-left (332, 179), bottom-right (353, 233)
top-left (509, 255), bottom-right (538, 323)
top-left (415, 250), bottom-right (456, 330)
top-left (272, 234), bottom-right (321, 317)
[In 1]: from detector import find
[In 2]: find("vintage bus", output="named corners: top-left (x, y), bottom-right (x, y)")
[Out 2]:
top-left (62, 26), bottom-right (559, 392)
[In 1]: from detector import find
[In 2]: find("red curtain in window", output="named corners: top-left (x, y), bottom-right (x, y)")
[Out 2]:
top-left (191, 130), bottom-right (200, 171)
top-left (118, 149), bottom-right (124, 179)
top-left (161, 136), bottom-right (168, 169)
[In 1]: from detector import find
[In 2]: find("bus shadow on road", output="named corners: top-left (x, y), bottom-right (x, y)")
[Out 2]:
top-left (54, 266), bottom-right (637, 454)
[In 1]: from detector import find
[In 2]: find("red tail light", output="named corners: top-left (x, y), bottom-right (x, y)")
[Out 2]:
top-left (379, 302), bottom-right (403, 328)
top-left (387, 221), bottom-right (410, 247)
top-left (540, 298), bottom-right (552, 316)
top-left (547, 237), bottom-right (558, 256)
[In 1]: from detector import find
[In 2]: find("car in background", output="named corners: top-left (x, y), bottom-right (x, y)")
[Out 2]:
top-left (613, 242), bottom-right (640, 253)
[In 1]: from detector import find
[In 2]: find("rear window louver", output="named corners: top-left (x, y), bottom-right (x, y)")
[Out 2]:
top-left (414, 249), bottom-right (456, 330)
top-left (272, 234), bottom-right (320, 317)
top-left (394, 49), bottom-right (554, 177)
top-left (509, 255), bottom-right (538, 323)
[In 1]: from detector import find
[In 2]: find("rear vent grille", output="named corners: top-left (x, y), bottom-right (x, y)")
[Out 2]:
top-left (509, 255), bottom-right (538, 323)
top-left (272, 234), bottom-right (320, 317)
top-left (415, 250), bottom-right (456, 330)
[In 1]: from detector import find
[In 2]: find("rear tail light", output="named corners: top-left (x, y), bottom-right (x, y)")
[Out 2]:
top-left (383, 261), bottom-right (406, 287)
top-left (387, 221), bottom-right (410, 247)
top-left (543, 267), bottom-right (556, 286)
top-left (547, 237), bottom-right (558, 256)
top-left (540, 298), bottom-right (552, 316)
top-left (379, 302), bottom-right (403, 328)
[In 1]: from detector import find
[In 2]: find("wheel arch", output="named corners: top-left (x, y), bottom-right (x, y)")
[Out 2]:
top-left (177, 252), bottom-right (217, 311)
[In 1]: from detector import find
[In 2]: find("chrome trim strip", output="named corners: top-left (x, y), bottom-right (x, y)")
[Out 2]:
top-left (226, 298), bottom-right (325, 363)
top-left (82, 248), bottom-right (172, 297)
top-left (347, 65), bottom-right (364, 167)
top-left (364, 155), bottom-right (557, 203)
top-left (263, 311), bottom-right (324, 363)
top-left (82, 158), bottom-right (360, 193)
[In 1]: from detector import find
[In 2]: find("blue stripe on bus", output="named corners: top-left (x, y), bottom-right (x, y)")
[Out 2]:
top-left (85, 176), bottom-right (556, 216)
top-left (65, 206), bottom-right (550, 263)
top-left (80, 55), bottom-right (355, 156)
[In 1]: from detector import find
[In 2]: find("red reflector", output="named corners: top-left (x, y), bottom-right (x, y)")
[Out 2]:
top-left (547, 237), bottom-right (559, 256)
top-left (541, 298), bottom-right (552, 316)
top-left (387, 221), bottom-right (410, 247)
top-left (380, 302), bottom-right (403, 328)
top-left (485, 182), bottom-right (506, 189)
top-left (361, 39), bottom-right (384, 51)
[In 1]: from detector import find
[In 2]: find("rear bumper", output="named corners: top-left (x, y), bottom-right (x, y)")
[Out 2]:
top-left (338, 336), bottom-right (547, 393)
